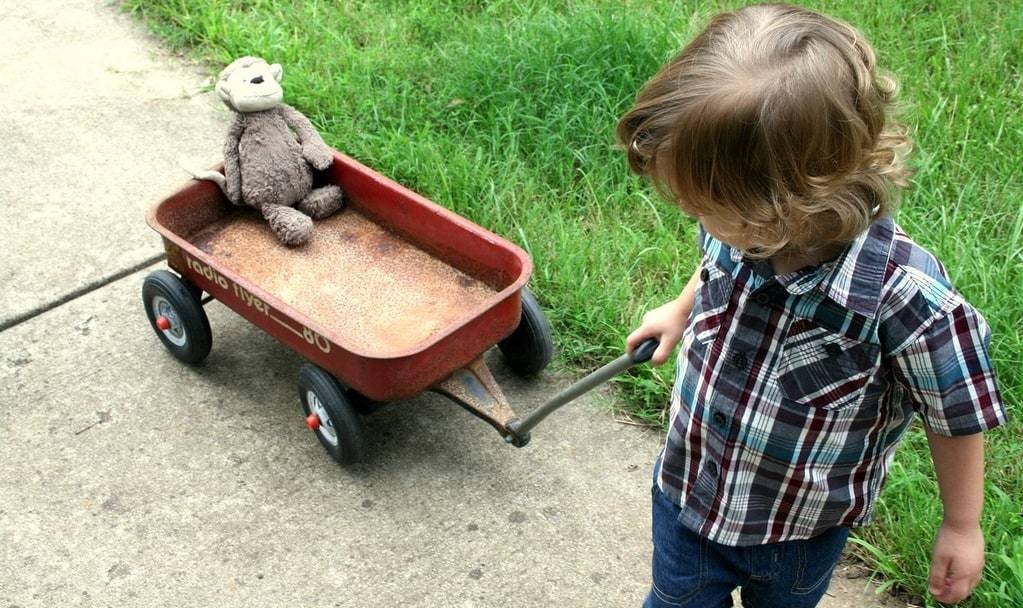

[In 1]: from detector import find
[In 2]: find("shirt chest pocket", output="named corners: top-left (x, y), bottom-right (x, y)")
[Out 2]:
top-left (776, 318), bottom-right (881, 411)
top-left (688, 260), bottom-right (734, 346)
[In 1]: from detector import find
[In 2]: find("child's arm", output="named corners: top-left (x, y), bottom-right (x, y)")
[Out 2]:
top-left (888, 300), bottom-right (1006, 604)
top-left (926, 429), bottom-right (985, 604)
top-left (626, 263), bottom-right (702, 366)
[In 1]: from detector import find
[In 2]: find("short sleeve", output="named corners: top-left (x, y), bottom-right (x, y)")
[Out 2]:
top-left (889, 302), bottom-right (1007, 436)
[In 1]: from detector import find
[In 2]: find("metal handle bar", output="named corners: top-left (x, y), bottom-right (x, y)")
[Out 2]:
top-left (505, 338), bottom-right (659, 446)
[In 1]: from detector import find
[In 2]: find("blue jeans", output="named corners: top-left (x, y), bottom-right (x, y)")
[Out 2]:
top-left (645, 479), bottom-right (849, 608)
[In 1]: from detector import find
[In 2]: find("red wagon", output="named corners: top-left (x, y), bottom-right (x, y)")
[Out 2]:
top-left (143, 151), bottom-right (554, 464)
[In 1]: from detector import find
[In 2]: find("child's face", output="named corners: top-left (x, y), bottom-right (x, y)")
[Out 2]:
top-left (697, 213), bottom-right (753, 252)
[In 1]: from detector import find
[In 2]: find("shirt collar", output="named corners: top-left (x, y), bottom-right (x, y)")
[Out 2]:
top-left (820, 217), bottom-right (895, 318)
top-left (731, 218), bottom-right (895, 319)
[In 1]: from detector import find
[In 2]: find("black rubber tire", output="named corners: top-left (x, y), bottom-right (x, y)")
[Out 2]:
top-left (498, 286), bottom-right (554, 376)
top-left (142, 270), bottom-right (212, 365)
top-left (297, 364), bottom-right (367, 465)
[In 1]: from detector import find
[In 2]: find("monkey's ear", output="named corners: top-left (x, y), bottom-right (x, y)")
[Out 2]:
top-left (269, 63), bottom-right (283, 83)
top-left (216, 80), bottom-right (231, 104)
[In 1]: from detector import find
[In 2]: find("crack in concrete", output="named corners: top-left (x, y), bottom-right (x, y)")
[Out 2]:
top-left (0, 254), bottom-right (165, 333)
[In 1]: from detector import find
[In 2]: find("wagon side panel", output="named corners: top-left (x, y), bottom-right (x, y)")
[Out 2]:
top-left (351, 290), bottom-right (522, 402)
top-left (164, 238), bottom-right (361, 375)
top-left (327, 153), bottom-right (530, 292)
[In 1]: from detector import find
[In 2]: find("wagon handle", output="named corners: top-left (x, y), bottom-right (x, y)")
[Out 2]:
top-left (504, 338), bottom-right (659, 446)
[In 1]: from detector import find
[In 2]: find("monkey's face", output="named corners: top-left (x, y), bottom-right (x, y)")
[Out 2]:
top-left (218, 60), bottom-right (284, 113)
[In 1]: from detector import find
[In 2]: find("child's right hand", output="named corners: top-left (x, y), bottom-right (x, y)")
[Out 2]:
top-left (627, 264), bottom-right (703, 367)
top-left (626, 297), bottom-right (693, 367)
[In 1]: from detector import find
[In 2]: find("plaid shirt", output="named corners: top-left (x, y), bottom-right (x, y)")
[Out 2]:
top-left (657, 217), bottom-right (1007, 546)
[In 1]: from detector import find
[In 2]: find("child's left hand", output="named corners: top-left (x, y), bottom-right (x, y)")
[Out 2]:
top-left (929, 521), bottom-right (984, 604)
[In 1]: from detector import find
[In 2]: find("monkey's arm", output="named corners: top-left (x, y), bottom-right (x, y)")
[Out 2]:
top-left (279, 104), bottom-right (333, 170)
top-left (223, 117), bottom-right (245, 205)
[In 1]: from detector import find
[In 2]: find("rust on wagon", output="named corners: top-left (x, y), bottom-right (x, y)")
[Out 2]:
top-left (190, 211), bottom-right (498, 358)
top-left (430, 356), bottom-right (520, 441)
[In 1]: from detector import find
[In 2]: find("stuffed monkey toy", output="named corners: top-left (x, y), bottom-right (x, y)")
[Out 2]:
top-left (189, 56), bottom-right (344, 246)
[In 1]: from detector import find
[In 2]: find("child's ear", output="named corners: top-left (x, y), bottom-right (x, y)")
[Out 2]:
top-left (270, 63), bottom-right (284, 83)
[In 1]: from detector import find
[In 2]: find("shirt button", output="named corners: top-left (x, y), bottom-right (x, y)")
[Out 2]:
top-left (706, 462), bottom-right (718, 477)
top-left (712, 411), bottom-right (727, 428)
top-left (754, 292), bottom-right (770, 306)
top-left (824, 343), bottom-right (843, 357)
top-left (731, 351), bottom-right (748, 370)
top-left (700, 268), bottom-right (710, 282)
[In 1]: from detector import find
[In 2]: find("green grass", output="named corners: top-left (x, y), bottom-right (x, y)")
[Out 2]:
top-left (123, 0), bottom-right (1022, 605)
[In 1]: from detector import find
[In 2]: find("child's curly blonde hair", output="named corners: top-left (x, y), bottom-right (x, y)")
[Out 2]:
top-left (618, 3), bottom-right (912, 259)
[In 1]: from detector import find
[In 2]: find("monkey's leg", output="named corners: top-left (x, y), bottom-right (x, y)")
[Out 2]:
top-left (262, 203), bottom-right (314, 246)
top-left (296, 185), bottom-right (344, 219)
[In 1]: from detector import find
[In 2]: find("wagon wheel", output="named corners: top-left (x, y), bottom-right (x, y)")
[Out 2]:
top-left (298, 364), bottom-right (367, 465)
top-left (498, 286), bottom-right (554, 376)
top-left (142, 270), bottom-right (212, 365)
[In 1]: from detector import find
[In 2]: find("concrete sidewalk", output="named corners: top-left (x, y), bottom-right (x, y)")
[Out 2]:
top-left (0, 0), bottom-right (225, 329)
top-left (0, 2), bottom-right (904, 607)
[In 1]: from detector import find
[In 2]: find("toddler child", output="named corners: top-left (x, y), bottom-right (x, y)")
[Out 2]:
top-left (618, 4), bottom-right (1007, 607)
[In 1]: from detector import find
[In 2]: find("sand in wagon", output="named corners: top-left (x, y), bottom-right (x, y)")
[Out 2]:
top-left (189, 209), bottom-right (497, 357)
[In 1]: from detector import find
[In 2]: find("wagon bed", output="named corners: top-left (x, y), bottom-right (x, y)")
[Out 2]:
top-left (190, 210), bottom-right (499, 357)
